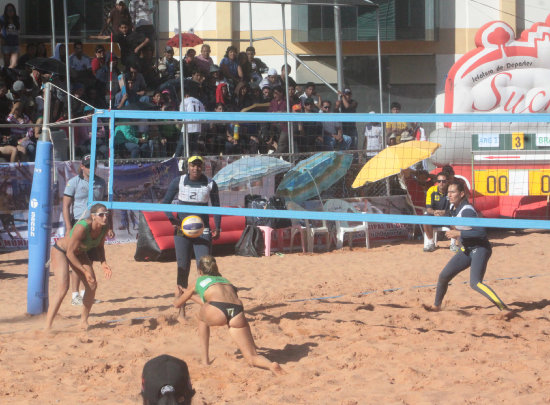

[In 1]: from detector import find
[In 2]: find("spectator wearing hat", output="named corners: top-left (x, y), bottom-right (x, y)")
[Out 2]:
top-left (259, 67), bottom-right (282, 90)
top-left (62, 154), bottom-right (112, 306)
top-left (335, 87), bottom-right (358, 149)
top-left (299, 82), bottom-right (321, 108)
top-left (195, 44), bottom-right (213, 76)
top-left (141, 355), bottom-right (195, 405)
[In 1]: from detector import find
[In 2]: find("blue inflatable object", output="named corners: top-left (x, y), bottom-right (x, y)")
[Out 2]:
top-left (27, 141), bottom-right (53, 315)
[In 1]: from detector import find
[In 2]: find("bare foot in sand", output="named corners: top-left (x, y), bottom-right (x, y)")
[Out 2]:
top-left (79, 321), bottom-right (90, 331)
top-left (271, 362), bottom-right (285, 375)
top-left (495, 309), bottom-right (518, 321)
top-left (422, 304), bottom-right (441, 312)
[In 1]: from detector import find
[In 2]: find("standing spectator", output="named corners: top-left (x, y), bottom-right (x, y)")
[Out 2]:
top-left (176, 89), bottom-right (206, 156)
top-left (195, 44), bottom-right (213, 76)
top-left (280, 64), bottom-right (296, 88)
top-left (69, 41), bottom-right (94, 87)
top-left (246, 46), bottom-right (267, 86)
top-left (138, 45), bottom-right (158, 90)
top-left (364, 112), bottom-right (383, 158)
top-left (113, 20), bottom-right (150, 67)
top-left (299, 82), bottom-right (321, 108)
top-left (335, 88), bottom-right (358, 149)
top-left (0, 3), bottom-right (20, 69)
top-left (260, 85), bottom-right (272, 102)
top-left (182, 48), bottom-right (198, 79)
top-left (268, 86), bottom-right (288, 152)
top-left (62, 155), bottom-right (113, 306)
top-left (128, 0), bottom-right (155, 42)
top-left (237, 51), bottom-right (252, 86)
top-left (287, 83), bottom-right (300, 106)
top-left (103, 1), bottom-right (132, 35)
top-left (219, 46), bottom-right (239, 87)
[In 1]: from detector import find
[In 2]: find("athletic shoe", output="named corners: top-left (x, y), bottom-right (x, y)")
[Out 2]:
top-left (423, 244), bottom-right (436, 252)
top-left (71, 295), bottom-right (83, 306)
top-left (450, 244), bottom-right (460, 252)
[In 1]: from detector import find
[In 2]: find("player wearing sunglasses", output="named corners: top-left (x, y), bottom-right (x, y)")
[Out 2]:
top-left (45, 203), bottom-right (113, 330)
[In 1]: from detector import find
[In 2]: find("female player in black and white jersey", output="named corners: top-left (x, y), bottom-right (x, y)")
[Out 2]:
top-left (162, 155), bottom-right (221, 315)
top-left (424, 180), bottom-right (508, 312)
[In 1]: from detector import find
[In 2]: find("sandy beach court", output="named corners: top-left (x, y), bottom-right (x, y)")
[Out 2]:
top-left (1, 230), bottom-right (550, 404)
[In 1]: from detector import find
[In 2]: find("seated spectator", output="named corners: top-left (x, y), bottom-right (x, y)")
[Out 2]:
top-left (74, 106), bottom-right (108, 159)
top-left (114, 123), bottom-right (150, 158)
top-left (36, 42), bottom-right (47, 58)
top-left (299, 82), bottom-right (321, 108)
top-left (235, 82), bottom-right (253, 111)
top-left (6, 101), bottom-right (34, 160)
top-left (195, 44), bottom-right (213, 76)
top-left (206, 102), bottom-right (231, 154)
top-left (138, 45), bottom-right (159, 90)
top-left (299, 97), bottom-right (323, 151)
top-left (267, 86), bottom-right (288, 152)
top-left (69, 82), bottom-right (86, 118)
top-left (84, 87), bottom-right (107, 110)
top-left (115, 76), bottom-right (142, 108)
top-left (423, 171), bottom-right (450, 252)
top-left (215, 82), bottom-right (230, 107)
top-left (125, 62), bottom-right (148, 97)
top-left (69, 41), bottom-right (92, 76)
top-left (331, 126), bottom-right (352, 151)
top-left (91, 45), bottom-right (106, 76)
top-left (260, 85), bottom-right (272, 102)
top-left (319, 99), bottom-right (338, 150)
top-left (246, 46), bottom-right (267, 87)
top-left (158, 45), bottom-right (179, 83)
top-left (16, 42), bottom-right (37, 70)
top-left (52, 43), bottom-right (66, 63)
top-left (259, 68), bottom-right (282, 90)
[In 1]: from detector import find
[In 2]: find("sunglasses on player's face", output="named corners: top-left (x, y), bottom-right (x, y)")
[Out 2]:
top-left (94, 211), bottom-right (110, 218)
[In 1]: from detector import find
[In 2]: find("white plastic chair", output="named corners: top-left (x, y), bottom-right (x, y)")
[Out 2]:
top-left (324, 199), bottom-right (370, 250)
top-left (286, 200), bottom-right (331, 252)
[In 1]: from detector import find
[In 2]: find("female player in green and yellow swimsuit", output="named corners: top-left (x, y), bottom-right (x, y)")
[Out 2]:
top-left (45, 203), bottom-right (112, 330)
top-left (174, 255), bottom-right (284, 374)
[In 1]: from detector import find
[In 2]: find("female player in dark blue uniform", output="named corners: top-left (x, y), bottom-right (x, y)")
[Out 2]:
top-left (424, 180), bottom-right (507, 312)
top-left (162, 156), bottom-right (221, 303)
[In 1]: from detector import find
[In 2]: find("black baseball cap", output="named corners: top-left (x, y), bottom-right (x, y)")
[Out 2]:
top-left (141, 355), bottom-right (195, 405)
top-left (81, 154), bottom-right (92, 168)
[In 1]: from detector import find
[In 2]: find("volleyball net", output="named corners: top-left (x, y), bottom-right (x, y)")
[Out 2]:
top-left (87, 110), bottom-right (550, 233)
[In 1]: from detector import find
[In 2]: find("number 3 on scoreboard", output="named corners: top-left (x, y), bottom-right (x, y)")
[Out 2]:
top-left (512, 132), bottom-right (524, 150)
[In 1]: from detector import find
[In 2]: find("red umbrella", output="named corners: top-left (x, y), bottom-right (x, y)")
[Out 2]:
top-left (166, 32), bottom-right (203, 48)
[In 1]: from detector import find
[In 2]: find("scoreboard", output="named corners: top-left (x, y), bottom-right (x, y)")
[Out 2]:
top-left (472, 133), bottom-right (550, 196)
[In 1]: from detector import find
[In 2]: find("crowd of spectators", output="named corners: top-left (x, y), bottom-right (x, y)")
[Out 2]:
top-left (0, 0), bottom-right (384, 163)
